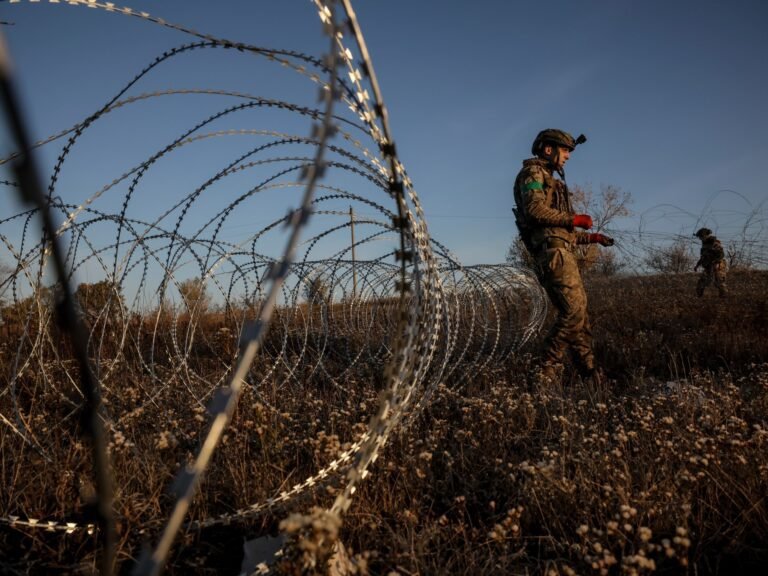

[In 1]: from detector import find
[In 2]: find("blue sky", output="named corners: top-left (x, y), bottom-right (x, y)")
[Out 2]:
top-left (2, 0), bottom-right (767, 270)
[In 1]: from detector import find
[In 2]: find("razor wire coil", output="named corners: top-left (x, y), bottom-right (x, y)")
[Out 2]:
top-left (3, 1), bottom-right (764, 573)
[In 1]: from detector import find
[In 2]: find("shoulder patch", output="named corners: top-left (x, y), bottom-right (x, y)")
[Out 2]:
top-left (524, 181), bottom-right (543, 191)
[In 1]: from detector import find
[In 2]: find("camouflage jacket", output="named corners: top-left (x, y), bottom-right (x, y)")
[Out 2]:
top-left (513, 158), bottom-right (589, 251)
top-left (697, 235), bottom-right (725, 268)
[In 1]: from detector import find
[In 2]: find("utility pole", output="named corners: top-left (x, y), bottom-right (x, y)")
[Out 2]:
top-left (349, 205), bottom-right (357, 298)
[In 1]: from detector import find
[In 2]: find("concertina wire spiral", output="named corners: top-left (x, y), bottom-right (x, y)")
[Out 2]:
top-left (0, 0), bottom-right (547, 572)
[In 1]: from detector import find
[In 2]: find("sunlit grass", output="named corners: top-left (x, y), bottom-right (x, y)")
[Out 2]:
top-left (1, 270), bottom-right (767, 574)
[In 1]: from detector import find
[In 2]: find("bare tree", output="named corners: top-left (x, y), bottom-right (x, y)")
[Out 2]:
top-left (177, 278), bottom-right (210, 314)
top-left (509, 183), bottom-right (632, 274)
top-left (570, 183), bottom-right (633, 232)
top-left (726, 239), bottom-right (756, 271)
top-left (0, 261), bottom-right (12, 321)
top-left (644, 238), bottom-right (694, 273)
top-left (75, 279), bottom-right (124, 323)
top-left (584, 248), bottom-right (626, 277)
top-left (570, 184), bottom-right (632, 273)
top-left (304, 273), bottom-right (329, 304)
top-left (505, 236), bottom-right (536, 269)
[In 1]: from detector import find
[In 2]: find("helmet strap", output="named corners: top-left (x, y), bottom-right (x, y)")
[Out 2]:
top-left (544, 145), bottom-right (566, 179)
top-left (541, 144), bottom-right (556, 164)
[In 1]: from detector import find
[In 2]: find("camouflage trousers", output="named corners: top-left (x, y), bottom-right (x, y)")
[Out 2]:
top-left (696, 260), bottom-right (727, 297)
top-left (534, 246), bottom-right (594, 374)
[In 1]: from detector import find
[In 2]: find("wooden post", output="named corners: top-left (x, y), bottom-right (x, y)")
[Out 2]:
top-left (349, 205), bottom-right (357, 298)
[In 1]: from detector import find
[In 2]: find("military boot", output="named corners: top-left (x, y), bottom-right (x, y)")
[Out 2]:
top-left (582, 368), bottom-right (603, 387)
top-left (533, 362), bottom-right (562, 392)
top-left (540, 362), bottom-right (560, 380)
top-left (581, 367), bottom-right (608, 404)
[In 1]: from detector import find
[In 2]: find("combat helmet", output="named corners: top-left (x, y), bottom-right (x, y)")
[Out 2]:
top-left (531, 129), bottom-right (587, 156)
top-left (694, 227), bottom-right (712, 239)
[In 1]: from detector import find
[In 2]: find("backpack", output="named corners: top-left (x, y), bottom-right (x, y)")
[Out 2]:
top-left (711, 239), bottom-right (724, 261)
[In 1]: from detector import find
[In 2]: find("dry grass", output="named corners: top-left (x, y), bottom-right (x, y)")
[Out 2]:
top-left (1, 270), bottom-right (767, 574)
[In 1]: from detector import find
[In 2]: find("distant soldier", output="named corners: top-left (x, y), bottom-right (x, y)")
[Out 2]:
top-left (513, 129), bottom-right (615, 384)
top-left (693, 228), bottom-right (727, 297)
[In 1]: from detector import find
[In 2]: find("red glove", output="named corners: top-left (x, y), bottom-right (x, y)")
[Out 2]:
top-left (588, 233), bottom-right (614, 246)
top-left (573, 214), bottom-right (593, 229)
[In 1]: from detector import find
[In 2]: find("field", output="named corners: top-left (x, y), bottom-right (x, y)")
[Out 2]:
top-left (1, 269), bottom-right (768, 575)
top-left (2, 0), bottom-right (767, 574)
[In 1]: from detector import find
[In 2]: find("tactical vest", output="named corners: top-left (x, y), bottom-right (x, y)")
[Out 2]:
top-left (701, 237), bottom-right (725, 265)
top-left (513, 158), bottom-right (575, 253)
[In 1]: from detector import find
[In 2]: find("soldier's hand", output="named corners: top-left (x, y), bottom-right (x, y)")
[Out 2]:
top-left (588, 233), bottom-right (614, 247)
top-left (573, 214), bottom-right (593, 229)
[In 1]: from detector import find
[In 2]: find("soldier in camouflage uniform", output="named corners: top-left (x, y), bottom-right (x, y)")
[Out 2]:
top-left (693, 227), bottom-right (727, 297)
top-left (513, 129), bottom-right (615, 384)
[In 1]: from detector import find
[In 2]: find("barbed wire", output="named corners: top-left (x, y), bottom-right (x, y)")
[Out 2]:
top-left (1, 1), bottom-right (766, 574)
top-left (0, 1), bottom-right (547, 573)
